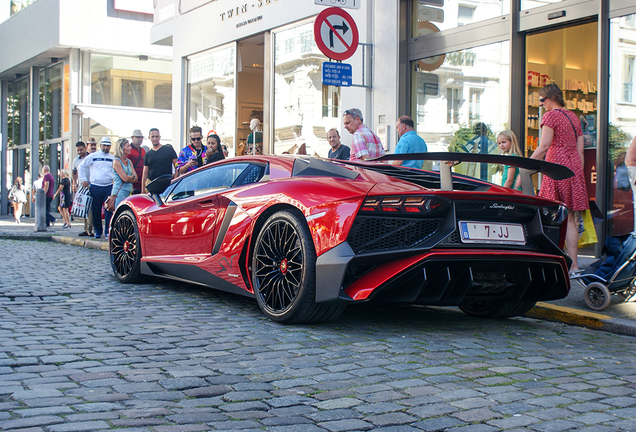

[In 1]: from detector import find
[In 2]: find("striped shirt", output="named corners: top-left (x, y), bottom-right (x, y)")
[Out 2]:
top-left (350, 124), bottom-right (385, 161)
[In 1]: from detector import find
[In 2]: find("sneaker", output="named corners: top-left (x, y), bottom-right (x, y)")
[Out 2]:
top-left (78, 232), bottom-right (89, 237)
top-left (94, 233), bottom-right (101, 239)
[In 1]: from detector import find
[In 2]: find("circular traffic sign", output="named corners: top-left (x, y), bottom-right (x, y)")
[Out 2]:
top-left (314, 7), bottom-right (359, 61)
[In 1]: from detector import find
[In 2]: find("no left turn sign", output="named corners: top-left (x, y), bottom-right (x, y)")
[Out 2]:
top-left (314, 7), bottom-right (359, 61)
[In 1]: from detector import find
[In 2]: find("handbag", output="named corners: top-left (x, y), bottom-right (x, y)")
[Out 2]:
top-left (72, 186), bottom-right (93, 218)
top-left (578, 209), bottom-right (598, 247)
top-left (105, 182), bottom-right (124, 212)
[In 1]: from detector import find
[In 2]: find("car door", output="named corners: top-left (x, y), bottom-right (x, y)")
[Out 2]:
top-left (142, 162), bottom-right (252, 259)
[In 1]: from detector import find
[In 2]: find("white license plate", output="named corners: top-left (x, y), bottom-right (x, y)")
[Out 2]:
top-left (459, 221), bottom-right (525, 245)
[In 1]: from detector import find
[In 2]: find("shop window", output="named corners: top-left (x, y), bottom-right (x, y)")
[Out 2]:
top-left (7, 78), bottom-right (29, 148)
top-left (609, 13), bottom-right (636, 236)
top-left (121, 80), bottom-right (144, 107)
top-left (468, 88), bottom-right (482, 123)
top-left (187, 44), bottom-right (236, 155)
top-left (90, 54), bottom-right (172, 109)
top-left (154, 84), bottom-right (172, 110)
top-left (10, 0), bottom-right (36, 15)
top-left (38, 63), bottom-right (63, 142)
top-left (447, 88), bottom-right (462, 124)
top-left (411, 41), bottom-right (509, 183)
top-left (412, 0), bottom-right (509, 36)
top-left (624, 56), bottom-right (635, 103)
top-left (322, 85), bottom-right (341, 118)
top-left (273, 20), bottom-right (332, 156)
top-left (458, 5), bottom-right (475, 27)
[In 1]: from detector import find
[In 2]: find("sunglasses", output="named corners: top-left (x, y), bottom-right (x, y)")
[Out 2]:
top-left (191, 137), bottom-right (202, 141)
top-left (539, 97), bottom-right (547, 103)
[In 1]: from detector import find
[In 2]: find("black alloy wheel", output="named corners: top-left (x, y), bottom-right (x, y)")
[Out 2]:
top-left (252, 210), bottom-right (344, 323)
top-left (110, 209), bottom-right (142, 283)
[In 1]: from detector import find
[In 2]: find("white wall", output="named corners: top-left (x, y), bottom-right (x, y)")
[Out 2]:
top-left (58, 0), bottom-right (169, 57)
top-left (0, 0), bottom-right (60, 74)
top-left (0, 0), bottom-right (171, 76)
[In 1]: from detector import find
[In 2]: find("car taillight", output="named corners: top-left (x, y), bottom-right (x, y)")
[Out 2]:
top-left (361, 196), bottom-right (449, 213)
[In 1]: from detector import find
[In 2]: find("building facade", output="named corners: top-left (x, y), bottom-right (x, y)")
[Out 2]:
top-left (0, 0), bottom-right (172, 214)
top-left (152, 0), bottom-right (636, 250)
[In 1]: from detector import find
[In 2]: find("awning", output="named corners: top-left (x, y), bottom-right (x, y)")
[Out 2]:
top-left (74, 103), bottom-right (173, 144)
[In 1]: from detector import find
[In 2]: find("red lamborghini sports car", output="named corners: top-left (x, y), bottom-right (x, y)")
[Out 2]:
top-left (109, 153), bottom-right (573, 323)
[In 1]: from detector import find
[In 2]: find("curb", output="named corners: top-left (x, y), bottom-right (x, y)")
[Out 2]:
top-left (0, 233), bottom-right (109, 251)
top-left (526, 302), bottom-right (636, 337)
top-left (51, 235), bottom-right (109, 251)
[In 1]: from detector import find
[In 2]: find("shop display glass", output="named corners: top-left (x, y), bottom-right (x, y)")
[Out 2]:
top-left (410, 41), bottom-right (510, 183)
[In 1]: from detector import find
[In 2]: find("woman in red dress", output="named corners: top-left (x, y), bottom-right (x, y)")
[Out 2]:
top-left (528, 84), bottom-right (589, 273)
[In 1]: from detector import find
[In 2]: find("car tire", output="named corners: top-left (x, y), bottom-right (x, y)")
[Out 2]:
top-left (252, 210), bottom-right (345, 323)
top-left (459, 299), bottom-right (536, 319)
top-left (110, 209), bottom-right (143, 283)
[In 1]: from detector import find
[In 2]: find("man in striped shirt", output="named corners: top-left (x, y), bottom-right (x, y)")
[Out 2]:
top-left (343, 108), bottom-right (386, 162)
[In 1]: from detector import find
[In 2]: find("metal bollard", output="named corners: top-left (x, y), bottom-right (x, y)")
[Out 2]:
top-left (34, 189), bottom-right (47, 232)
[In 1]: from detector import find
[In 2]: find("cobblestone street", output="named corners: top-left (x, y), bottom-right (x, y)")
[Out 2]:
top-left (2, 239), bottom-right (636, 431)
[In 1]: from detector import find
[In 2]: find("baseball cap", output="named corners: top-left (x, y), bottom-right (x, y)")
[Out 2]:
top-left (132, 129), bottom-right (143, 137)
top-left (100, 136), bottom-right (112, 145)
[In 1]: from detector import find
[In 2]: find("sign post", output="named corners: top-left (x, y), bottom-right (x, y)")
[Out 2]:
top-left (313, 7), bottom-right (359, 61)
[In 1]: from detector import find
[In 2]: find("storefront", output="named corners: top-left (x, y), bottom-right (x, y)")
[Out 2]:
top-left (0, 0), bottom-right (172, 215)
top-left (152, 0), bottom-right (382, 158)
top-left (153, 0), bottom-right (636, 249)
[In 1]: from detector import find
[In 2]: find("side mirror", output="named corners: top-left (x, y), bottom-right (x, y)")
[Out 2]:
top-left (146, 174), bottom-right (172, 195)
top-left (146, 174), bottom-right (172, 206)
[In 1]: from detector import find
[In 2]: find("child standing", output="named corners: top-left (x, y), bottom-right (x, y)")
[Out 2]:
top-left (497, 130), bottom-right (522, 189)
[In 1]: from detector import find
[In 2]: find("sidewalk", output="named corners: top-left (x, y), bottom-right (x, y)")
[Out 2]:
top-left (0, 213), bottom-right (108, 251)
top-left (2, 213), bottom-right (636, 337)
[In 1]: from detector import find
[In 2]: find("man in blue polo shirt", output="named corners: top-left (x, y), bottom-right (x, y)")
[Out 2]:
top-left (392, 115), bottom-right (427, 169)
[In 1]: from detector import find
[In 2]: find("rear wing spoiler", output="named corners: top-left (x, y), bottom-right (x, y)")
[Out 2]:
top-left (371, 152), bottom-right (574, 196)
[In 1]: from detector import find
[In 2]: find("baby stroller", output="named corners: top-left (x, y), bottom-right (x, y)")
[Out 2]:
top-left (570, 232), bottom-right (636, 311)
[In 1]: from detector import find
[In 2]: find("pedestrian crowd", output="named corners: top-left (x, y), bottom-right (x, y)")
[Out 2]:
top-left (5, 82), bottom-right (590, 272)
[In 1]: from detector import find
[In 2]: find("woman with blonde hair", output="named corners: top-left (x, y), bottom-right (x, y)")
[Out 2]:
top-left (497, 129), bottom-right (522, 189)
top-left (111, 138), bottom-right (137, 208)
top-left (53, 170), bottom-right (72, 228)
top-left (8, 177), bottom-right (27, 224)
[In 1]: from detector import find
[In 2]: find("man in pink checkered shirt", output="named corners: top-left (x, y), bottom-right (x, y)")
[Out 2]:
top-left (343, 108), bottom-right (386, 162)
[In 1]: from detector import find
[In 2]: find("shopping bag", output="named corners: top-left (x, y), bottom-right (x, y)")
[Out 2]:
top-left (578, 209), bottom-right (598, 247)
top-left (72, 187), bottom-right (93, 219)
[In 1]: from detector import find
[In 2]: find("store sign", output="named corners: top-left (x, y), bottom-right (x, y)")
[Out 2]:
top-left (219, 0), bottom-right (278, 22)
top-left (314, 0), bottom-right (361, 10)
top-left (322, 62), bottom-right (352, 86)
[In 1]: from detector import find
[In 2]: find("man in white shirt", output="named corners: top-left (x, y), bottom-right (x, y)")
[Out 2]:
top-left (78, 136), bottom-right (114, 239)
top-left (72, 141), bottom-right (93, 237)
